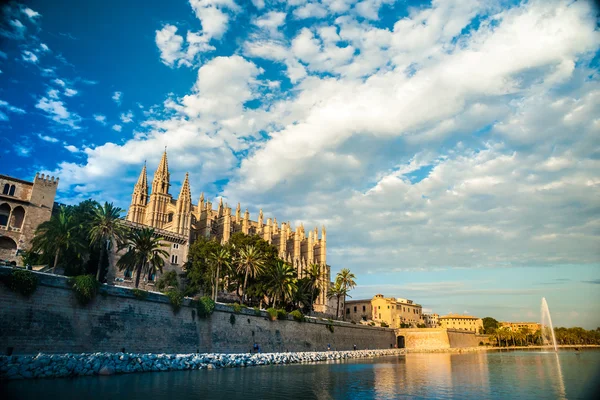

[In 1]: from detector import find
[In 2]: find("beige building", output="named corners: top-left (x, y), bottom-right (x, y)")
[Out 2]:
top-left (0, 173), bottom-right (58, 263)
top-left (346, 294), bottom-right (424, 328)
top-left (439, 314), bottom-right (483, 333)
top-left (500, 322), bottom-right (541, 332)
top-left (423, 313), bottom-right (439, 328)
top-left (120, 151), bottom-right (330, 310)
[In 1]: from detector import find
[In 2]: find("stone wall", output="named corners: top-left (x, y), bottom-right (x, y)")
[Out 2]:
top-left (395, 328), bottom-right (489, 349)
top-left (395, 328), bottom-right (450, 349)
top-left (0, 268), bottom-right (395, 355)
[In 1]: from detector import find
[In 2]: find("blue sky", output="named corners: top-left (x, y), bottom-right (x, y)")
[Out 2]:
top-left (1, 0), bottom-right (599, 328)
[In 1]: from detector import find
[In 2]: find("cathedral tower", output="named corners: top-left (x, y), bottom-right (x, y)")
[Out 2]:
top-left (126, 163), bottom-right (148, 224)
top-left (174, 172), bottom-right (192, 235)
top-left (144, 150), bottom-right (171, 228)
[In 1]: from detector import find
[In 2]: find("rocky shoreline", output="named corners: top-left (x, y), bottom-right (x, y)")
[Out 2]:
top-left (0, 349), bottom-right (403, 381)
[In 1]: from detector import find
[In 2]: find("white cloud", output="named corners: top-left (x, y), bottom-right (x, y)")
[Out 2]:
top-left (189, 0), bottom-right (240, 40)
top-left (112, 124), bottom-right (122, 132)
top-left (120, 111), bottom-right (134, 123)
top-left (37, 134), bottom-right (59, 143)
top-left (112, 91), bottom-right (122, 105)
top-left (21, 6), bottom-right (40, 20)
top-left (64, 88), bottom-right (78, 97)
top-left (47, 89), bottom-right (60, 99)
top-left (251, 0), bottom-right (265, 9)
top-left (93, 114), bottom-right (107, 125)
top-left (0, 99), bottom-right (26, 115)
top-left (54, 79), bottom-right (66, 87)
top-left (253, 11), bottom-right (286, 38)
top-left (35, 97), bottom-right (81, 129)
top-left (40, 43), bottom-right (50, 52)
top-left (64, 145), bottom-right (79, 153)
top-left (293, 2), bottom-right (328, 19)
top-left (155, 24), bottom-right (215, 68)
top-left (21, 50), bottom-right (38, 63)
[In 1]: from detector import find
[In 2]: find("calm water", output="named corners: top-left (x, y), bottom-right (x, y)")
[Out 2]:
top-left (3, 350), bottom-right (600, 399)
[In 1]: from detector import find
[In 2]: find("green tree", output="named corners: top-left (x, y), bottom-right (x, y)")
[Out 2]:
top-left (88, 202), bottom-right (128, 281)
top-left (336, 268), bottom-right (356, 320)
top-left (236, 245), bottom-right (265, 303)
top-left (184, 236), bottom-right (223, 295)
top-left (31, 206), bottom-right (86, 273)
top-left (265, 260), bottom-right (297, 308)
top-left (117, 228), bottom-right (169, 288)
top-left (482, 317), bottom-right (500, 334)
top-left (327, 280), bottom-right (348, 320)
top-left (209, 247), bottom-right (231, 302)
top-left (305, 263), bottom-right (322, 314)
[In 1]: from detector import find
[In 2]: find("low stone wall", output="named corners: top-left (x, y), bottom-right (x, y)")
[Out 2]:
top-left (0, 267), bottom-right (396, 355)
top-left (0, 349), bottom-right (403, 380)
top-left (447, 329), bottom-right (489, 348)
top-left (395, 328), bottom-right (450, 349)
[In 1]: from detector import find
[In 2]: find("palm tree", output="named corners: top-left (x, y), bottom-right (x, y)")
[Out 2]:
top-left (88, 202), bottom-right (128, 281)
top-left (117, 228), bottom-right (169, 288)
top-left (266, 260), bottom-right (297, 308)
top-left (209, 247), bottom-right (230, 302)
top-left (336, 268), bottom-right (356, 320)
top-left (306, 263), bottom-right (322, 314)
top-left (31, 206), bottom-right (85, 273)
top-left (236, 245), bottom-right (265, 303)
top-left (327, 280), bottom-right (348, 320)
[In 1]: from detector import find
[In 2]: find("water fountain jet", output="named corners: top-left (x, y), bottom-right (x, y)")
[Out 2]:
top-left (541, 297), bottom-right (558, 352)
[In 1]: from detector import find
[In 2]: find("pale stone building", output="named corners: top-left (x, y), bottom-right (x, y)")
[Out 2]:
top-left (0, 173), bottom-right (58, 263)
top-left (120, 151), bottom-right (331, 310)
top-left (423, 313), bottom-right (439, 328)
top-left (500, 322), bottom-right (541, 332)
top-left (346, 294), bottom-right (424, 328)
top-left (439, 314), bottom-right (483, 333)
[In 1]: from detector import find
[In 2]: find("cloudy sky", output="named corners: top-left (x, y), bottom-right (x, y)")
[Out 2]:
top-left (1, 0), bottom-right (599, 328)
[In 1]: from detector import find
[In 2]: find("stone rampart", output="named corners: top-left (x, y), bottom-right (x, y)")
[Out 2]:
top-left (447, 329), bottom-right (488, 348)
top-left (395, 328), bottom-right (450, 349)
top-left (0, 268), bottom-right (395, 355)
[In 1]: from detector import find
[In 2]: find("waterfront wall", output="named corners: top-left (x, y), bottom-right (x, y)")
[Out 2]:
top-left (395, 328), bottom-right (489, 349)
top-left (0, 268), bottom-right (396, 355)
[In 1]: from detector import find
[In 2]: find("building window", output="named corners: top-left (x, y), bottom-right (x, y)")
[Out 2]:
top-left (346, 308), bottom-right (350, 315)
top-left (354, 306), bottom-right (357, 312)
top-left (124, 269), bottom-right (133, 279)
top-left (378, 306), bottom-right (380, 310)
top-left (387, 305), bottom-right (389, 309)
top-left (173, 243), bottom-right (179, 249)
top-left (148, 272), bottom-right (156, 282)
top-left (379, 313), bottom-right (381, 319)
top-left (167, 213), bottom-right (174, 222)
top-left (362, 305), bottom-right (366, 312)
top-left (8, 185), bottom-right (15, 196)
top-left (2, 184), bottom-right (9, 195)
top-left (171, 255), bottom-right (178, 264)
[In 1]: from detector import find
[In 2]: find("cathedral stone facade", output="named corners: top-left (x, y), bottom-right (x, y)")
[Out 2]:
top-left (122, 151), bottom-right (331, 311)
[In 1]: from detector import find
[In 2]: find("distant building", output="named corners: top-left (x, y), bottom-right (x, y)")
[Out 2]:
top-left (0, 173), bottom-right (58, 263)
top-left (439, 314), bottom-right (483, 333)
top-left (423, 313), bottom-right (439, 328)
top-left (346, 294), bottom-right (424, 328)
top-left (500, 322), bottom-right (541, 332)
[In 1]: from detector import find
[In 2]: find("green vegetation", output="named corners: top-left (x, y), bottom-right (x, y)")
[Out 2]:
top-left (326, 320), bottom-right (335, 333)
top-left (482, 317), bottom-right (500, 334)
top-left (88, 202), bottom-right (127, 281)
top-left (131, 288), bottom-right (148, 300)
top-left (381, 321), bottom-right (389, 328)
top-left (3, 269), bottom-right (38, 297)
top-left (290, 309), bottom-right (305, 322)
top-left (196, 296), bottom-right (215, 318)
top-left (69, 274), bottom-right (100, 305)
top-left (276, 309), bottom-right (288, 320)
top-left (253, 306), bottom-right (261, 316)
top-left (267, 307), bottom-right (278, 320)
top-left (156, 270), bottom-right (178, 292)
top-left (490, 325), bottom-right (600, 347)
top-left (117, 228), bottom-right (169, 288)
top-left (231, 303), bottom-right (243, 313)
top-left (166, 289), bottom-right (184, 313)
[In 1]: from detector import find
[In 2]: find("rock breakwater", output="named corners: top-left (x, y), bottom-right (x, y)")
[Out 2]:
top-left (0, 349), bottom-right (403, 381)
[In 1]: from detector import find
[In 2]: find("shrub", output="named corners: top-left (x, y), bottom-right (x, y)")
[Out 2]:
top-left (196, 296), bottom-right (215, 318)
top-left (381, 321), bottom-right (389, 328)
top-left (131, 288), bottom-right (148, 300)
top-left (369, 321), bottom-right (376, 326)
top-left (253, 306), bottom-right (261, 316)
top-left (230, 314), bottom-right (236, 325)
top-left (69, 275), bottom-right (100, 305)
top-left (267, 307), bottom-right (278, 320)
top-left (166, 289), bottom-right (184, 313)
top-left (4, 269), bottom-right (38, 297)
top-left (327, 323), bottom-right (334, 333)
top-left (231, 303), bottom-right (243, 313)
top-left (276, 309), bottom-right (287, 320)
top-left (290, 310), bottom-right (304, 322)
top-left (156, 271), bottom-right (178, 292)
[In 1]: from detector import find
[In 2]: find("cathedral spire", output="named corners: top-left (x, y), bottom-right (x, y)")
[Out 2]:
top-left (135, 162), bottom-right (148, 192)
top-left (178, 172), bottom-right (191, 203)
top-left (152, 149), bottom-right (170, 194)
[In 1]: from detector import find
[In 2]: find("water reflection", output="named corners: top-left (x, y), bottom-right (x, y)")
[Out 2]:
top-left (2, 350), bottom-right (599, 400)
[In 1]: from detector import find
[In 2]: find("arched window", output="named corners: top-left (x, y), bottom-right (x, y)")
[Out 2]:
top-left (10, 206), bottom-right (25, 230)
top-left (0, 236), bottom-right (18, 260)
top-left (0, 203), bottom-right (10, 226)
top-left (167, 213), bottom-right (174, 223)
top-left (8, 185), bottom-right (15, 196)
top-left (2, 184), bottom-right (9, 195)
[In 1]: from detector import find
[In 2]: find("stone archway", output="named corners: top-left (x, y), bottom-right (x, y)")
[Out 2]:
top-left (10, 206), bottom-right (25, 230)
top-left (0, 203), bottom-right (10, 227)
top-left (0, 236), bottom-right (17, 261)
top-left (397, 336), bottom-right (405, 349)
